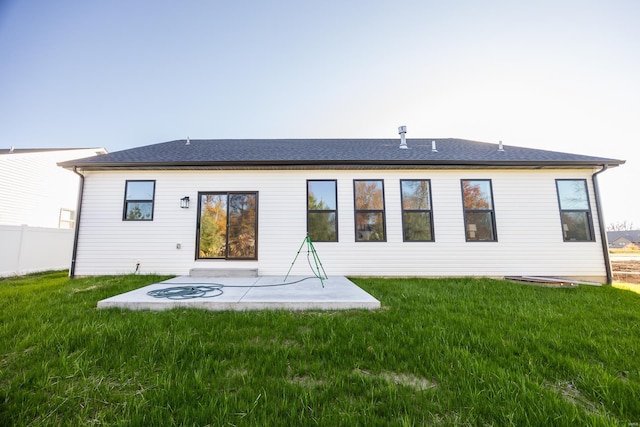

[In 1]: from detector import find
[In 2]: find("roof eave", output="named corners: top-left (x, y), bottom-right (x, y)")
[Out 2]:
top-left (60, 158), bottom-right (625, 171)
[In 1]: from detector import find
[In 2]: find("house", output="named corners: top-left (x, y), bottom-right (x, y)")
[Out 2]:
top-left (607, 230), bottom-right (640, 249)
top-left (0, 147), bottom-right (107, 228)
top-left (58, 135), bottom-right (624, 283)
top-left (0, 147), bottom-right (107, 276)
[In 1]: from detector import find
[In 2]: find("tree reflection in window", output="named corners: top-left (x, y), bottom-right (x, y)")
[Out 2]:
top-left (354, 180), bottom-right (386, 241)
top-left (556, 179), bottom-right (593, 241)
top-left (401, 180), bottom-right (434, 241)
top-left (123, 180), bottom-right (155, 221)
top-left (199, 195), bottom-right (227, 257)
top-left (307, 180), bottom-right (337, 242)
top-left (462, 180), bottom-right (496, 241)
top-left (198, 192), bottom-right (257, 259)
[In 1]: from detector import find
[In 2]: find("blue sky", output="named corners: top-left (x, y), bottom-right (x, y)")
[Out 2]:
top-left (1, 1), bottom-right (638, 226)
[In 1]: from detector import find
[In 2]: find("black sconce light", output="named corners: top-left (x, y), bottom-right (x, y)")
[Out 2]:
top-left (180, 196), bottom-right (190, 209)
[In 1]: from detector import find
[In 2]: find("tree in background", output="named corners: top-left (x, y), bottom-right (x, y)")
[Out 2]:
top-left (308, 192), bottom-right (336, 241)
top-left (608, 221), bottom-right (636, 231)
top-left (354, 180), bottom-right (385, 241)
top-left (227, 194), bottom-right (257, 258)
top-left (401, 180), bottom-right (432, 241)
top-left (199, 193), bottom-right (257, 258)
top-left (199, 195), bottom-right (227, 257)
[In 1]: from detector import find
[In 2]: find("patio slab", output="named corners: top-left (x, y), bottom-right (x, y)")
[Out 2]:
top-left (97, 276), bottom-right (381, 311)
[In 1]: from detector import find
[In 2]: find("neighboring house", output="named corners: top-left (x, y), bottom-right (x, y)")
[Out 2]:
top-left (607, 230), bottom-right (640, 249)
top-left (59, 136), bottom-right (624, 283)
top-left (0, 147), bottom-right (107, 228)
top-left (0, 147), bottom-right (107, 276)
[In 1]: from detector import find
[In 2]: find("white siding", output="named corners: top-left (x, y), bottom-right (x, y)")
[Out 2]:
top-left (74, 168), bottom-right (608, 281)
top-left (0, 148), bottom-right (106, 228)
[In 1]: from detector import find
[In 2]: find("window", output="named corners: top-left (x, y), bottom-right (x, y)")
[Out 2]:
top-left (197, 192), bottom-right (258, 259)
top-left (401, 180), bottom-right (434, 241)
top-left (556, 179), bottom-right (594, 241)
top-left (123, 180), bottom-right (155, 221)
top-left (58, 208), bottom-right (76, 229)
top-left (354, 180), bottom-right (386, 241)
top-left (461, 179), bottom-right (496, 241)
top-left (307, 180), bottom-right (338, 242)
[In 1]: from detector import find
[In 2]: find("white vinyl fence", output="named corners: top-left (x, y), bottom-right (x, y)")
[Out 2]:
top-left (0, 225), bottom-right (73, 277)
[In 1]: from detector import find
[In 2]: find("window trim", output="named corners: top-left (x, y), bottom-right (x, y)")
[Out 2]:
top-left (461, 179), bottom-right (497, 242)
top-left (123, 180), bottom-right (156, 221)
top-left (555, 179), bottom-right (595, 242)
top-left (353, 179), bottom-right (387, 242)
top-left (58, 208), bottom-right (76, 229)
top-left (307, 180), bottom-right (338, 242)
top-left (400, 179), bottom-right (434, 242)
top-left (196, 191), bottom-right (259, 260)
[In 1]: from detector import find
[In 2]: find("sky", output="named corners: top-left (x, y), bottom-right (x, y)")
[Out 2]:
top-left (1, 0), bottom-right (638, 227)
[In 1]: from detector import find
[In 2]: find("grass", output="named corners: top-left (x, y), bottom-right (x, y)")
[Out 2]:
top-left (610, 247), bottom-right (640, 255)
top-left (1, 272), bottom-right (639, 426)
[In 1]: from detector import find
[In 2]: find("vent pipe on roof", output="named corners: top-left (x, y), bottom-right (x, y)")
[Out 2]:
top-left (498, 140), bottom-right (504, 151)
top-left (431, 140), bottom-right (438, 152)
top-left (398, 126), bottom-right (408, 149)
top-left (9, 146), bottom-right (14, 153)
top-left (185, 137), bottom-right (190, 146)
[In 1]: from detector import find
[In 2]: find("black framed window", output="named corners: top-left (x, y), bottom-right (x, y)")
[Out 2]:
top-left (354, 179), bottom-right (386, 241)
top-left (556, 179), bottom-right (594, 241)
top-left (197, 192), bottom-right (258, 259)
top-left (123, 180), bottom-right (155, 221)
top-left (401, 180), bottom-right (434, 241)
top-left (307, 180), bottom-right (338, 242)
top-left (461, 179), bottom-right (496, 241)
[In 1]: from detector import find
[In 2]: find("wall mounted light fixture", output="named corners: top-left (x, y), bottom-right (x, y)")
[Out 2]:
top-left (180, 196), bottom-right (190, 209)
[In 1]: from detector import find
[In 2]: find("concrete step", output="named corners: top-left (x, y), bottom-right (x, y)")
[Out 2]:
top-left (189, 268), bottom-right (258, 278)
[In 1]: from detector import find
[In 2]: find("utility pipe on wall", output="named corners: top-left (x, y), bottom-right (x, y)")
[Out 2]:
top-left (69, 166), bottom-right (85, 279)
top-left (592, 164), bottom-right (613, 284)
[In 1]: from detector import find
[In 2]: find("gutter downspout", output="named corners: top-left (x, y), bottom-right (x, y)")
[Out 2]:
top-left (69, 167), bottom-right (85, 278)
top-left (592, 164), bottom-right (612, 284)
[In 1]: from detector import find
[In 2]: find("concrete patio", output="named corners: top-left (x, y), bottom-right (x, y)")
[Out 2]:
top-left (97, 275), bottom-right (381, 311)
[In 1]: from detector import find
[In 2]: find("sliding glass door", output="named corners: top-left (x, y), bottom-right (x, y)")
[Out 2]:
top-left (197, 192), bottom-right (257, 259)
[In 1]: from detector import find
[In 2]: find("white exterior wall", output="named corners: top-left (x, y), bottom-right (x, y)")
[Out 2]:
top-left (0, 148), bottom-right (106, 228)
top-left (73, 168), bottom-right (608, 281)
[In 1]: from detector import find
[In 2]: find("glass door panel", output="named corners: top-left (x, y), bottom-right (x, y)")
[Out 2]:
top-left (227, 194), bottom-right (257, 259)
top-left (197, 192), bottom-right (257, 259)
top-left (198, 194), bottom-right (228, 258)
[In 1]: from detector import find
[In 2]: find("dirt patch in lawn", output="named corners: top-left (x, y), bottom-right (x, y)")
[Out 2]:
top-left (612, 260), bottom-right (640, 285)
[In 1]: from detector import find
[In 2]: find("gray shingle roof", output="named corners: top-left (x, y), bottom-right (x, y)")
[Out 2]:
top-left (1, 148), bottom-right (103, 155)
top-left (58, 138), bottom-right (625, 169)
top-left (607, 230), bottom-right (640, 243)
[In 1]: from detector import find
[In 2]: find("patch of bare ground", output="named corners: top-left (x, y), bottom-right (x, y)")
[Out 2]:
top-left (288, 375), bottom-right (325, 388)
top-left (547, 381), bottom-right (600, 415)
top-left (612, 260), bottom-right (640, 285)
top-left (353, 368), bottom-right (437, 391)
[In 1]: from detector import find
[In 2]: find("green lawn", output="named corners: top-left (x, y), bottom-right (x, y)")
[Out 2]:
top-left (1, 271), bottom-right (639, 426)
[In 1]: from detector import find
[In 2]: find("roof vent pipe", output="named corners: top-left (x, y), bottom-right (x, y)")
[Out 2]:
top-left (498, 140), bottom-right (504, 151)
top-left (431, 140), bottom-right (438, 152)
top-left (398, 126), bottom-right (408, 149)
top-left (185, 137), bottom-right (190, 146)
